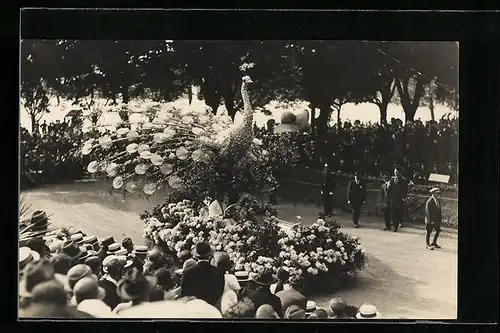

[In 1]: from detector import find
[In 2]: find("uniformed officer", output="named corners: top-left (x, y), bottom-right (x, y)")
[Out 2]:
top-left (347, 173), bottom-right (367, 228)
top-left (387, 168), bottom-right (408, 232)
top-left (320, 165), bottom-right (336, 217)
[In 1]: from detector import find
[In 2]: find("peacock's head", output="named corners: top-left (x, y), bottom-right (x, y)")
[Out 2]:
top-left (242, 76), bottom-right (253, 85)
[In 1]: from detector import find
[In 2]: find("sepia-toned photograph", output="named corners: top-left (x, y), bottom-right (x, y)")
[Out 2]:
top-left (19, 40), bottom-right (458, 320)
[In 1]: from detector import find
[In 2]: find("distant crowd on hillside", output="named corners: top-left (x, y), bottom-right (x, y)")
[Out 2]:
top-left (20, 121), bottom-right (85, 188)
top-left (256, 117), bottom-right (458, 184)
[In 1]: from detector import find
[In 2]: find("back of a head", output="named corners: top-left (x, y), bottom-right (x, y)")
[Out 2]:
top-left (255, 304), bottom-right (278, 319)
top-left (26, 238), bottom-right (46, 256)
top-left (154, 267), bottom-right (174, 290)
top-left (276, 267), bottom-right (290, 282)
top-left (289, 274), bottom-right (304, 291)
top-left (73, 277), bottom-right (99, 304)
top-left (50, 254), bottom-right (72, 275)
top-left (31, 279), bottom-right (68, 306)
top-left (223, 297), bottom-right (255, 318)
top-left (84, 256), bottom-right (102, 275)
top-left (308, 309), bottom-right (329, 319)
top-left (213, 252), bottom-right (231, 272)
top-left (285, 304), bottom-right (306, 319)
top-left (182, 258), bottom-right (197, 270)
top-left (22, 259), bottom-right (55, 295)
top-left (106, 258), bottom-right (125, 276)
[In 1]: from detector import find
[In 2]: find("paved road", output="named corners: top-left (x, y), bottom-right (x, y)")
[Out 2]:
top-left (21, 181), bottom-right (457, 319)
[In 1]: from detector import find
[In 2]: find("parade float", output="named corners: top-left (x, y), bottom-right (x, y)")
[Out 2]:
top-left (79, 63), bottom-right (366, 293)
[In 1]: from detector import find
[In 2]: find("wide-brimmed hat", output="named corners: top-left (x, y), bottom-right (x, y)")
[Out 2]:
top-left (251, 267), bottom-right (278, 286)
top-left (234, 271), bottom-right (251, 282)
top-left (430, 187), bottom-right (440, 194)
top-left (191, 242), bottom-right (214, 259)
top-left (29, 210), bottom-right (51, 231)
top-left (100, 236), bottom-right (115, 249)
top-left (19, 259), bottom-right (55, 298)
top-left (117, 268), bottom-right (158, 302)
top-left (122, 238), bottom-right (134, 251)
top-left (356, 303), bottom-right (381, 319)
top-left (19, 247), bottom-right (41, 271)
top-left (80, 250), bottom-right (98, 262)
top-left (60, 240), bottom-right (86, 263)
top-left (133, 245), bottom-right (148, 256)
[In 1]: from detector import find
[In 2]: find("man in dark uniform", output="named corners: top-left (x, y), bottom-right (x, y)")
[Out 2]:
top-left (425, 188), bottom-right (443, 250)
top-left (346, 173), bottom-right (366, 228)
top-left (320, 165), bottom-right (336, 217)
top-left (387, 168), bottom-right (408, 232)
top-left (380, 175), bottom-right (392, 231)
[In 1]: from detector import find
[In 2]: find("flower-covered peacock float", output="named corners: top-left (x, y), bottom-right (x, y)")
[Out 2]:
top-left (81, 63), bottom-right (276, 207)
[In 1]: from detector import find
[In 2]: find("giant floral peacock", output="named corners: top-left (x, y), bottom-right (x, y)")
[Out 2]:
top-left (81, 63), bottom-right (276, 205)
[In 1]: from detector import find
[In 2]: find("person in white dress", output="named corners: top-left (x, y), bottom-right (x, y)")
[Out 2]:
top-left (212, 252), bottom-right (240, 313)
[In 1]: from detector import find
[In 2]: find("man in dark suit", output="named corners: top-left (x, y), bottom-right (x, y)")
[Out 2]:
top-left (180, 242), bottom-right (224, 306)
top-left (425, 188), bottom-right (443, 250)
top-left (321, 165), bottom-right (336, 217)
top-left (387, 168), bottom-right (408, 232)
top-left (248, 268), bottom-right (284, 318)
top-left (380, 175), bottom-right (392, 231)
top-left (347, 173), bottom-right (367, 228)
top-left (275, 274), bottom-right (307, 313)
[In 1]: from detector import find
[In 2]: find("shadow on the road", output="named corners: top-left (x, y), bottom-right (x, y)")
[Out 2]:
top-left (312, 255), bottom-right (448, 318)
top-left (24, 181), bottom-right (170, 214)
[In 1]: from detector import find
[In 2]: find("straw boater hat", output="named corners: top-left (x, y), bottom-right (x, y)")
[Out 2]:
top-left (70, 233), bottom-right (85, 246)
top-left (107, 243), bottom-right (121, 255)
top-left (235, 271), bottom-right (251, 282)
top-left (133, 245), bottom-right (148, 257)
top-left (306, 300), bottom-right (317, 314)
top-left (83, 235), bottom-right (100, 251)
top-left (19, 247), bottom-right (41, 271)
top-left (430, 187), bottom-right (440, 194)
top-left (356, 303), bottom-right (381, 319)
top-left (274, 110), bottom-right (309, 134)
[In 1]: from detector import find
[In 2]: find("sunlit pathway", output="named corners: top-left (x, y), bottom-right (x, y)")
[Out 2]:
top-left (21, 181), bottom-right (457, 319)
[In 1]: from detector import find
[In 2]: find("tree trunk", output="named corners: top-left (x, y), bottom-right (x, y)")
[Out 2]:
top-left (121, 85), bottom-right (130, 104)
top-left (429, 92), bottom-right (435, 121)
top-left (378, 101), bottom-right (389, 124)
top-left (396, 76), bottom-right (425, 124)
top-left (30, 113), bottom-right (37, 134)
top-left (222, 86), bottom-right (236, 120)
top-left (316, 102), bottom-right (331, 166)
top-left (310, 104), bottom-right (316, 135)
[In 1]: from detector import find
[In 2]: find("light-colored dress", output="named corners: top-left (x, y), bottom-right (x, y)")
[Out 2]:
top-left (220, 273), bottom-right (241, 313)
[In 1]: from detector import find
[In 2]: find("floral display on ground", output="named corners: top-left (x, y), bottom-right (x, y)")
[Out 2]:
top-left (141, 196), bottom-right (367, 294)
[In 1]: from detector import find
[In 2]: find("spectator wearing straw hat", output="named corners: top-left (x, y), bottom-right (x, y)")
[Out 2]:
top-left (180, 242), bottom-right (225, 306)
top-left (114, 267), bottom-right (158, 314)
top-left (356, 303), bottom-right (381, 319)
top-left (98, 256), bottom-right (124, 309)
top-left (305, 300), bottom-right (317, 317)
top-left (247, 267), bottom-right (283, 318)
top-left (425, 187), bottom-right (443, 250)
top-left (19, 247), bottom-right (41, 273)
top-left (83, 235), bottom-right (100, 252)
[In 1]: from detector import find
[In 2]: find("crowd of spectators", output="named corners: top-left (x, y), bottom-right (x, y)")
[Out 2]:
top-left (19, 210), bottom-right (380, 319)
top-left (20, 121), bottom-right (85, 189)
top-left (255, 117), bottom-right (458, 184)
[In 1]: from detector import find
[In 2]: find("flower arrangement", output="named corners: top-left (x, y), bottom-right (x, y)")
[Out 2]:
top-left (142, 199), bottom-right (366, 293)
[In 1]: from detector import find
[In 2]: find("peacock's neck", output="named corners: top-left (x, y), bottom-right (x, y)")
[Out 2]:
top-left (241, 83), bottom-right (254, 129)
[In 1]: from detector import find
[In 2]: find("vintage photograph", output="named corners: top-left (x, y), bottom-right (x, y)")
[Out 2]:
top-left (19, 40), bottom-right (458, 319)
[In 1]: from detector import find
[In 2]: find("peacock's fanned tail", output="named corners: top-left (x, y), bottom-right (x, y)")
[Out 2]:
top-left (80, 101), bottom-right (230, 196)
